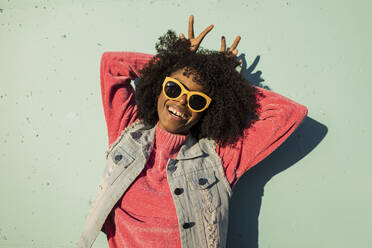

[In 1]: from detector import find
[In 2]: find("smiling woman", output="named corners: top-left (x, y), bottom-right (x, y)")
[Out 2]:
top-left (157, 69), bottom-right (208, 134)
top-left (79, 15), bottom-right (308, 248)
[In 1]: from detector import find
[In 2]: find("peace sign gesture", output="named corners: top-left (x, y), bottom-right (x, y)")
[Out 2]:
top-left (179, 15), bottom-right (214, 52)
top-left (220, 35), bottom-right (243, 65)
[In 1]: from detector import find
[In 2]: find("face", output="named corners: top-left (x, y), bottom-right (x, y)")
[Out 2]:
top-left (157, 68), bottom-right (206, 135)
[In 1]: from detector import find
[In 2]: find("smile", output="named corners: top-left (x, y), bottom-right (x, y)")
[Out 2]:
top-left (167, 105), bottom-right (189, 120)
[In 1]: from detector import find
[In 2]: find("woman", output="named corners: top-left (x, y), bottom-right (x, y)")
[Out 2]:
top-left (79, 15), bottom-right (307, 248)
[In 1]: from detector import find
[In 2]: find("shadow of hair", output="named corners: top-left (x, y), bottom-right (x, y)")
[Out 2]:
top-left (238, 53), bottom-right (271, 90)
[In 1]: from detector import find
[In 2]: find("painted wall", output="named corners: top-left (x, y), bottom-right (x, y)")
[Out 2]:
top-left (1, 0), bottom-right (371, 247)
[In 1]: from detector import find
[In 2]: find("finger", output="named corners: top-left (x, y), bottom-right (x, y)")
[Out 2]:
top-left (179, 33), bottom-right (186, 40)
top-left (231, 49), bottom-right (238, 56)
top-left (239, 59), bottom-right (243, 65)
top-left (228, 36), bottom-right (241, 52)
top-left (195, 24), bottom-right (214, 43)
top-left (188, 15), bottom-right (195, 39)
top-left (220, 36), bottom-right (226, 52)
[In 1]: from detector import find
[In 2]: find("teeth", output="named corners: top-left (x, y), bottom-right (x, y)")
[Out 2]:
top-left (168, 106), bottom-right (186, 119)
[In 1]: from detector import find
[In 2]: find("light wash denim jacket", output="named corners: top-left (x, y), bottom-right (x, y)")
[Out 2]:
top-left (79, 121), bottom-right (232, 248)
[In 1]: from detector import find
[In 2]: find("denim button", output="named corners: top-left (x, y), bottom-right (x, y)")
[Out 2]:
top-left (182, 222), bottom-right (194, 229)
top-left (114, 154), bottom-right (123, 162)
top-left (199, 178), bottom-right (208, 185)
top-left (174, 188), bottom-right (183, 195)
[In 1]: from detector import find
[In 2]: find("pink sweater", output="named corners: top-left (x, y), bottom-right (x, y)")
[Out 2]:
top-left (100, 52), bottom-right (307, 247)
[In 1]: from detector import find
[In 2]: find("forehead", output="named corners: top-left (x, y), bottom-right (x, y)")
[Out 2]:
top-left (169, 69), bottom-right (204, 92)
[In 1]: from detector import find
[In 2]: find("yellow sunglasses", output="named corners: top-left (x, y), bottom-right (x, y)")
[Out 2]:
top-left (162, 76), bottom-right (212, 112)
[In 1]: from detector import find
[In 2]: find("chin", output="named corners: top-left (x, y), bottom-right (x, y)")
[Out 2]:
top-left (163, 123), bottom-right (189, 135)
top-left (158, 109), bottom-right (190, 135)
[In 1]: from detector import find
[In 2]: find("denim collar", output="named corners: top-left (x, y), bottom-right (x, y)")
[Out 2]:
top-left (128, 123), bottom-right (205, 160)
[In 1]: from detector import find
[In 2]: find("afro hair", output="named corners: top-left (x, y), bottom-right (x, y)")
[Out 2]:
top-left (135, 30), bottom-right (260, 146)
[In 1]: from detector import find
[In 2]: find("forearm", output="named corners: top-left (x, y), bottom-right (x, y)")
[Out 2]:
top-left (100, 52), bottom-right (154, 146)
top-left (245, 87), bottom-right (308, 167)
top-left (218, 87), bottom-right (308, 187)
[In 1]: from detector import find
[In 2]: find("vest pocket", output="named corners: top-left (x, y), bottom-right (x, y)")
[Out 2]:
top-left (106, 146), bottom-right (135, 185)
top-left (110, 146), bottom-right (134, 167)
top-left (187, 172), bottom-right (221, 211)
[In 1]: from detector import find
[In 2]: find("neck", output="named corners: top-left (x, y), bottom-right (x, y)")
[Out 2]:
top-left (154, 123), bottom-right (188, 155)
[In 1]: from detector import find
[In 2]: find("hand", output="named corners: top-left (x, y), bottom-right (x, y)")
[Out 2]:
top-left (179, 15), bottom-right (214, 52)
top-left (220, 35), bottom-right (243, 65)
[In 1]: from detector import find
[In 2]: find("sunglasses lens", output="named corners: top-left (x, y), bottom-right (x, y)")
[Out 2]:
top-left (165, 81), bottom-right (181, 98)
top-left (189, 95), bottom-right (207, 111)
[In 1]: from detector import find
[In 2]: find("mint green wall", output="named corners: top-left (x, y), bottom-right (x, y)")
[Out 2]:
top-left (1, 0), bottom-right (371, 247)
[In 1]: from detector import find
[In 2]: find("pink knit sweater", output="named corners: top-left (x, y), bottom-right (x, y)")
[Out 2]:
top-left (100, 52), bottom-right (307, 247)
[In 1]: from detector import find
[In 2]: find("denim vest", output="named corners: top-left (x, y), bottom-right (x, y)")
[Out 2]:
top-left (79, 122), bottom-right (232, 248)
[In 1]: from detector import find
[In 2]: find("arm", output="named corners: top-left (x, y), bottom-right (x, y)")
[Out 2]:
top-left (216, 87), bottom-right (308, 188)
top-left (100, 52), bottom-right (153, 146)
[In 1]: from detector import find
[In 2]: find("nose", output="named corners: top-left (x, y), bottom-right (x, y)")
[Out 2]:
top-left (178, 94), bottom-right (187, 105)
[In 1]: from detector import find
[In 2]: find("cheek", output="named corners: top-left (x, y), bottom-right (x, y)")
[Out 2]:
top-left (157, 94), bottom-right (169, 122)
top-left (156, 96), bottom-right (160, 112)
top-left (157, 94), bottom-right (164, 112)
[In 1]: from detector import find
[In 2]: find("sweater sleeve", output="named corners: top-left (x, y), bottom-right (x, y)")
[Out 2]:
top-left (216, 87), bottom-right (308, 188)
top-left (100, 52), bottom-right (154, 146)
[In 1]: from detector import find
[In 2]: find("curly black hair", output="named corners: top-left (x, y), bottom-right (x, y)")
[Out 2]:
top-left (135, 30), bottom-right (260, 146)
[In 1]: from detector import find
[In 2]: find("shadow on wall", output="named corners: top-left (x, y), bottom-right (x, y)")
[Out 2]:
top-left (227, 116), bottom-right (328, 247)
top-left (226, 56), bottom-right (328, 247)
top-left (238, 53), bottom-right (271, 90)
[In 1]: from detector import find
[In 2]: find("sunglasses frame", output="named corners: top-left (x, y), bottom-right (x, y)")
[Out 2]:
top-left (162, 76), bottom-right (212, 112)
